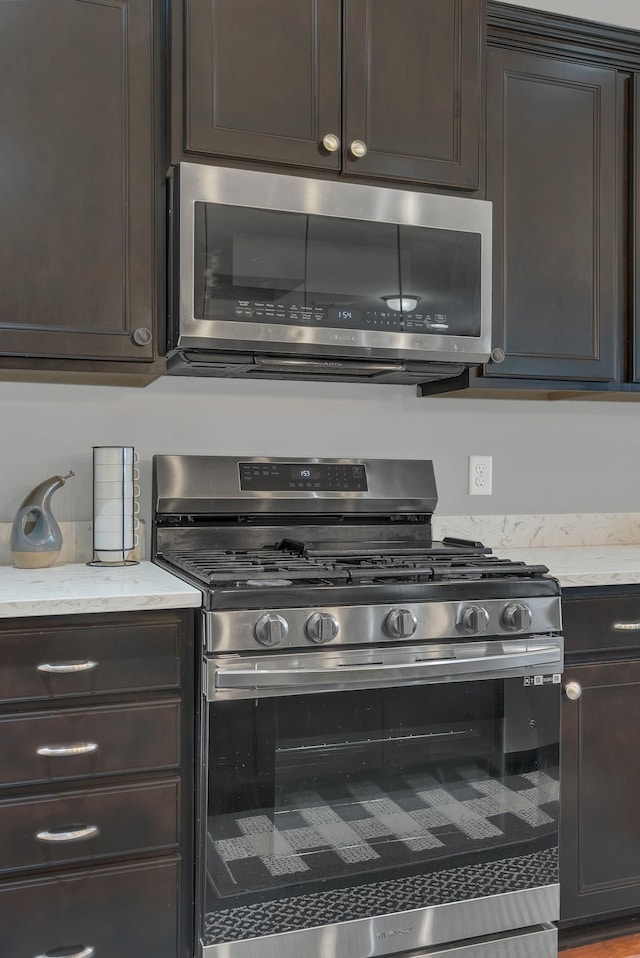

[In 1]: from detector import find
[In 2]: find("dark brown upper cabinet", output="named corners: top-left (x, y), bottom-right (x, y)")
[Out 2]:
top-left (178, 0), bottom-right (484, 190)
top-left (0, 0), bottom-right (160, 379)
top-left (483, 47), bottom-right (620, 384)
top-left (633, 73), bottom-right (640, 386)
top-left (421, 4), bottom-right (640, 401)
top-left (184, 0), bottom-right (342, 171)
top-left (343, 0), bottom-right (483, 189)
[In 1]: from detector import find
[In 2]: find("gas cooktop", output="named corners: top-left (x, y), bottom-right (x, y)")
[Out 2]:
top-left (153, 455), bottom-right (561, 648)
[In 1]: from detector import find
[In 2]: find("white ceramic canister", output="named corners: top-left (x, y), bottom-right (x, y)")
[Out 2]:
top-left (91, 446), bottom-right (140, 564)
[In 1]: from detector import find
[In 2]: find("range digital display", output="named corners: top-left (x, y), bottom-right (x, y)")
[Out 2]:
top-left (291, 466), bottom-right (322, 481)
top-left (239, 462), bottom-right (368, 492)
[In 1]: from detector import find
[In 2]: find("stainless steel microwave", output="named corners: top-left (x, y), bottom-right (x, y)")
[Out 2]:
top-left (167, 164), bottom-right (492, 385)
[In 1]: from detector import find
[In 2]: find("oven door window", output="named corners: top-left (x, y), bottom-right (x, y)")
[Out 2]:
top-left (203, 678), bottom-right (559, 947)
top-left (193, 202), bottom-right (482, 337)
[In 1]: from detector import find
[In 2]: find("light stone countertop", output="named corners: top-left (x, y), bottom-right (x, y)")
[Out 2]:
top-left (0, 561), bottom-right (202, 618)
top-left (493, 545), bottom-right (640, 589)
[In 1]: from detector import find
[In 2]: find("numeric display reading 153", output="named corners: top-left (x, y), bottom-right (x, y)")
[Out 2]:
top-left (291, 467), bottom-right (321, 480)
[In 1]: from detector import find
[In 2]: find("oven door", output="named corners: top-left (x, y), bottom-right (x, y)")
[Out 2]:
top-left (199, 638), bottom-right (562, 958)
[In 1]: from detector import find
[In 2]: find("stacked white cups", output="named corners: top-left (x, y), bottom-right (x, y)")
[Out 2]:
top-left (92, 446), bottom-right (140, 563)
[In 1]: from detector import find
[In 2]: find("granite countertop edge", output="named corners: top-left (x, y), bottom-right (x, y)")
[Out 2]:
top-left (0, 560), bottom-right (202, 618)
top-left (493, 545), bottom-right (640, 590)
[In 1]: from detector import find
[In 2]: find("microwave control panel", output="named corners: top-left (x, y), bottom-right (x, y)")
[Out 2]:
top-left (232, 301), bottom-right (450, 333)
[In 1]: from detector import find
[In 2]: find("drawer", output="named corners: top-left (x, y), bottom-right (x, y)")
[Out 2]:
top-left (0, 699), bottom-right (180, 787)
top-left (0, 612), bottom-right (184, 704)
top-left (563, 595), bottom-right (640, 656)
top-left (0, 857), bottom-right (178, 957)
top-left (0, 778), bottom-right (179, 874)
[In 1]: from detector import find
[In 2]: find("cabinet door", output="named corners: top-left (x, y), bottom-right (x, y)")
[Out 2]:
top-left (0, 0), bottom-right (155, 362)
top-left (185, 0), bottom-right (342, 170)
top-left (484, 48), bottom-right (619, 383)
top-left (343, 0), bottom-right (483, 188)
top-left (632, 73), bottom-right (640, 384)
top-left (0, 858), bottom-right (178, 958)
top-left (561, 660), bottom-right (640, 923)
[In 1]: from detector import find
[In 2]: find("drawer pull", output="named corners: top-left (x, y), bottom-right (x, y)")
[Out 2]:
top-left (36, 825), bottom-right (99, 843)
top-left (37, 743), bottom-right (98, 757)
top-left (37, 661), bottom-right (98, 674)
top-left (613, 622), bottom-right (640, 631)
top-left (35, 947), bottom-right (95, 958)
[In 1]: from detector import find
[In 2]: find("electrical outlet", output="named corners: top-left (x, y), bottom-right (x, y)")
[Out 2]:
top-left (469, 455), bottom-right (492, 496)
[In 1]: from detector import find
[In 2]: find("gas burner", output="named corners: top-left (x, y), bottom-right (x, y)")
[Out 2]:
top-left (246, 577), bottom-right (294, 588)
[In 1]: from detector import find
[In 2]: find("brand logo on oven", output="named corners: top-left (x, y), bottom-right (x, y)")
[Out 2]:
top-left (376, 926), bottom-right (415, 940)
top-left (330, 333), bottom-right (358, 343)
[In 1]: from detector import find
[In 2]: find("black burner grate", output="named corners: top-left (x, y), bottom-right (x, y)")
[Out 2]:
top-left (163, 544), bottom-right (549, 589)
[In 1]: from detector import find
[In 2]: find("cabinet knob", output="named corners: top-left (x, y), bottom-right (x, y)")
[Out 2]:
top-left (490, 347), bottom-right (506, 364)
top-left (132, 326), bottom-right (152, 346)
top-left (349, 139), bottom-right (368, 159)
top-left (564, 680), bottom-right (582, 701)
top-left (322, 133), bottom-right (340, 153)
top-left (36, 948), bottom-right (95, 958)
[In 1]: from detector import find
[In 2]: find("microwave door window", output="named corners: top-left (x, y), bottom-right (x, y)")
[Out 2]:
top-left (193, 203), bottom-right (403, 333)
top-left (398, 225), bottom-right (482, 337)
top-left (194, 202), bottom-right (308, 321)
top-left (304, 217), bottom-right (401, 330)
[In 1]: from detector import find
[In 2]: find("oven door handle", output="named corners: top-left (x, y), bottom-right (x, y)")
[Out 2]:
top-left (211, 645), bottom-right (562, 698)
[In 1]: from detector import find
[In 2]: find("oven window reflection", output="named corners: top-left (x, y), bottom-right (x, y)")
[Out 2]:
top-left (206, 680), bottom-right (559, 913)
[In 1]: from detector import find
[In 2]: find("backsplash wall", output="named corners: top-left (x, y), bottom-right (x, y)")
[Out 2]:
top-left (2, 376), bottom-right (639, 527)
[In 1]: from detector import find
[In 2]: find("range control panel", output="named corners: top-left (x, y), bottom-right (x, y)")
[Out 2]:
top-left (239, 461), bottom-right (368, 492)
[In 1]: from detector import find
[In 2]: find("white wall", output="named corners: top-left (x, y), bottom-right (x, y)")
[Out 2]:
top-left (493, 0), bottom-right (640, 30)
top-left (4, 377), bottom-right (640, 526)
top-left (5, 0), bottom-right (640, 532)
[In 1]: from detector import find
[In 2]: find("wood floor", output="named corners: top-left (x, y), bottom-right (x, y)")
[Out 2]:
top-left (561, 935), bottom-right (640, 958)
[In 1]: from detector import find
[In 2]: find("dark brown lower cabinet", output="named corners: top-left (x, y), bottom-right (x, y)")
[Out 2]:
top-left (0, 858), bottom-right (179, 958)
top-left (0, 609), bottom-right (194, 958)
top-left (560, 594), bottom-right (640, 926)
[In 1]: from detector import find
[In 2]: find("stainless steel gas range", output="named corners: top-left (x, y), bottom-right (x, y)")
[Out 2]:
top-left (152, 456), bottom-right (563, 958)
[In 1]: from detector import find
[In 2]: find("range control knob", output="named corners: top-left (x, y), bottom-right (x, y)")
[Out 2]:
top-left (305, 613), bottom-right (339, 644)
top-left (459, 605), bottom-right (490, 635)
top-left (254, 614), bottom-right (288, 647)
top-left (385, 609), bottom-right (417, 639)
top-left (502, 602), bottom-right (532, 632)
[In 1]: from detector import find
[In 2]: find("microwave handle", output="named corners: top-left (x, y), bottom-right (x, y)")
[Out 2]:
top-left (211, 645), bottom-right (562, 699)
top-left (253, 356), bottom-right (405, 373)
